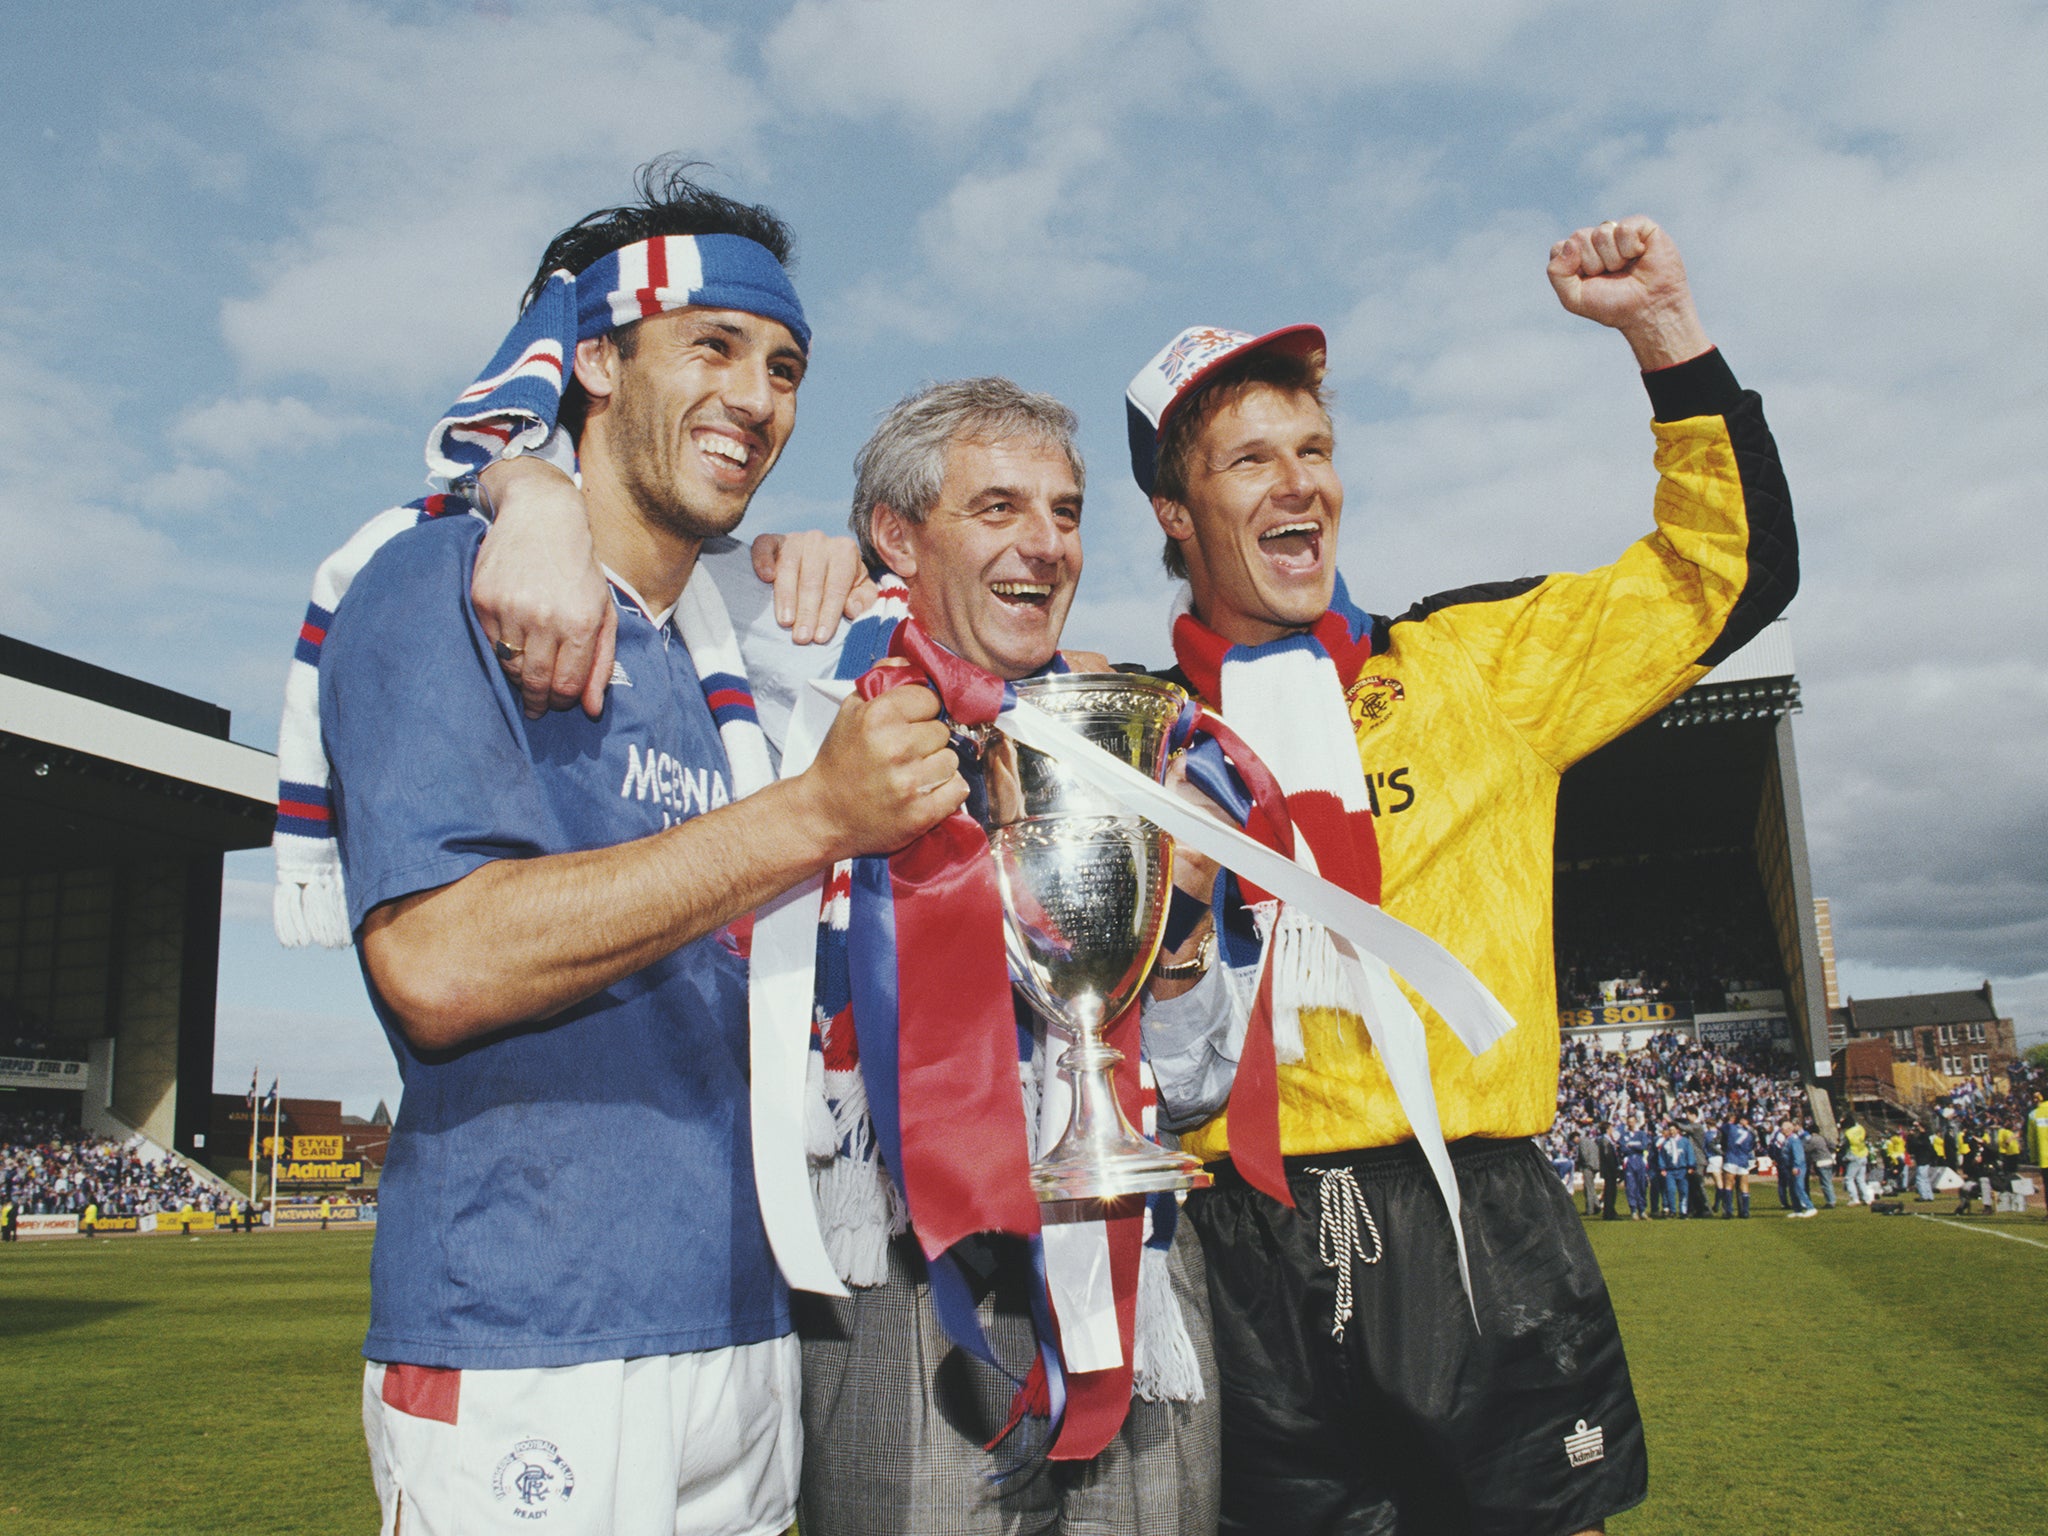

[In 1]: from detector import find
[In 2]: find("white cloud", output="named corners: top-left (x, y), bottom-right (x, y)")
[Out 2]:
top-left (215, 1), bottom-right (771, 400)
top-left (177, 395), bottom-right (382, 462)
top-left (828, 130), bottom-right (1145, 344)
top-left (764, 0), bottom-right (1149, 130)
top-left (97, 106), bottom-right (247, 195)
top-left (1193, 0), bottom-right (1563, 98)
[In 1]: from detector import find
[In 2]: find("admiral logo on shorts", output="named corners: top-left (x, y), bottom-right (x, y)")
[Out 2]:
top-left (493, 1439), bottom-right (576, 1519)
top-left (1564, 1418), bottom-right (1606, 1469)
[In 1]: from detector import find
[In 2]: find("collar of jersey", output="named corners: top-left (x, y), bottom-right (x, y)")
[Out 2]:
top-left (603, 567), bottom-right (674, 630)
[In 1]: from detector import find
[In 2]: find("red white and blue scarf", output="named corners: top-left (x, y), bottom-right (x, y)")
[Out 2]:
top-left (426, 233), bottom-right (809, 485)
top-left (801, 618), bottom-right (1206, 1461)
top-left (275, 233), bottom-right (804, 943)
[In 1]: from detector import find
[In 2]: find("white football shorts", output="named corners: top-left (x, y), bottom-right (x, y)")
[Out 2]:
top-left (362, 1336), bottom-right (800, 1536)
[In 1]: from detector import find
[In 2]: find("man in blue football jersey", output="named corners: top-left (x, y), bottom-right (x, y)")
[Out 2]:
top-left (323, 171), bottom-right (965, 1536)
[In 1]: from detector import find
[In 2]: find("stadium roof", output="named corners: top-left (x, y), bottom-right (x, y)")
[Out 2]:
top-left (1700, 616), bottom-right (1796, 686)
top-left (0, 633), bottom-right (276, 868)
top-left (1843, 985), bottom-right (2002, 1032)
top-left (1661, 617), bottom-right (1799, 729)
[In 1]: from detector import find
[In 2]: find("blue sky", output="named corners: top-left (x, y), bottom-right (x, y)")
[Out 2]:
top-left (5, 1), bottom-right (2044, 1113)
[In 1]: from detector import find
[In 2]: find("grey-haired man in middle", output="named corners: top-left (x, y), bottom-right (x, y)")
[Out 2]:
top-left (793, 376), bottom-right (1220, 1536)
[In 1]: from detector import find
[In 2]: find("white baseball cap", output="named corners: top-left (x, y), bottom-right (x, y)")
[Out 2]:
top-left (1124, 323), bottom-right (1325, 495)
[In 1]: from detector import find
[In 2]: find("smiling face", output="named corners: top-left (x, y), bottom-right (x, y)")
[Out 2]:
top-left (873, 434), bottom-right (1083, 680)
top-left (575, 305), bottom-right (805, 544)
top-left (1156, 382), bottom-right (1342, 646)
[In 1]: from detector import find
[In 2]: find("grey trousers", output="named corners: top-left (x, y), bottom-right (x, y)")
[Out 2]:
top-left (793, 1219), bottom-right (1221, 1536)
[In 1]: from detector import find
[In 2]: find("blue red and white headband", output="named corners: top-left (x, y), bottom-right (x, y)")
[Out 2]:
top-left (1123, 323), bottom-right (1324, 496)
top-left (427, 232), bottom-right (810, 483)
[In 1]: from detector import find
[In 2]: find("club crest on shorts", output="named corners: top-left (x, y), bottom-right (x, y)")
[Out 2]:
top-left (1345, 674), bottom-right (1405, 734)
top-left (493, 1438), bottom-right (576, 1519)
top-left (1564, 1418), bottom-right (1605, 1468)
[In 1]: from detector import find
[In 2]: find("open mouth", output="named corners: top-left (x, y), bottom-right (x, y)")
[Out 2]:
top-left (695, 431), bottom-right (754, 480)
top-left (990, 580), bottom-right (1054, 610)
top-left (1257, 520), bottom-right (1322, 576)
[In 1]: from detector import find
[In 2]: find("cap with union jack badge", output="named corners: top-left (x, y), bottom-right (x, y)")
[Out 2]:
top-left (1125, 323), bottom-right (1326, 495)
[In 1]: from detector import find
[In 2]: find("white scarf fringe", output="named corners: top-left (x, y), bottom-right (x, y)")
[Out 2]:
top-left (1133, 1238), bottom-right (1204, 1404)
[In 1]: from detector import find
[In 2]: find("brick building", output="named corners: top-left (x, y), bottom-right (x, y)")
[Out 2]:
top-left (1832, 983), bottom-right (2018, 1079)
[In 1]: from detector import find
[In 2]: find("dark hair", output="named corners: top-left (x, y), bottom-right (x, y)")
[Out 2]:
top-left (1152, 347), bottom-right (1330, 578)
top-left (522, 155), bottom-right (795, 312)
top-left (522, 157), bottom-right (796, 435)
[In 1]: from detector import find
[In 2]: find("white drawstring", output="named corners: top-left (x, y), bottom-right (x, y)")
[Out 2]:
top-left (1314, 1167), bottom-right (1383, 1341)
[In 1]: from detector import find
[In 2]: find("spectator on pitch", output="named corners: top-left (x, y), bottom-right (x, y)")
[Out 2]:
top-left (1599, 1121), bottom-right (1625, 1221)
top-left (1881, 1129), bottom-right (1907, 1195)
top-left (1840, 1114), bottom-right (1871, 1206)
top-left (1954, 1133), bottom-right (1990, 1216)
top-left (1683, 1117), bottom-right (1712, 1219)
top-left (1908, 1123), bottom-right (1937, 1201)
top-left (1996, 1121), bottom-right (2022, 1180)
top-left (1577, 1120), bottom-right (1603, 1217)
top-left (1647, 1123), bottom-right (1668, 1220)
top-left (1804, 1122), bottom-right (1837, 1210)
top-left (1773, 1120), bottom-right (1813, 1217)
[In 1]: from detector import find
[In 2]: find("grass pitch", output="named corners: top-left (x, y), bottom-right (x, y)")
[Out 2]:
top-left (1593, 1188), bottom-right (2048, 1536)
top-left (3, 1191), bottom-right (2044, 1535)
top-left (1, 1230), bottom-right (378, 1535)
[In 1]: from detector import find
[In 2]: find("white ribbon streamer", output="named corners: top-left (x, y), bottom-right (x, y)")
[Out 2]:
top-left (749, 683), bottom-right (850, 1296)
top-left (753, 681), bottom-right (1517, 1316)
top-left (992, 695), bottom-right (1518, 1316)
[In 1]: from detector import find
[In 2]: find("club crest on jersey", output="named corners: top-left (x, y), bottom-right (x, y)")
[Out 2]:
top-left (1345, 674), bottom-right (1405, 734)
top-left (494, 1438), bottom-right (576, 1519)
top-left (1564, 1418), bottom-right (1605, 1468)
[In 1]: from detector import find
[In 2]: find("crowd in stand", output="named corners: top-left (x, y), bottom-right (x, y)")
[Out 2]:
top-left (1543, 1034), bottom-right (2048, 1221)
top-left (1, 1109), bottom-right (229, 1219)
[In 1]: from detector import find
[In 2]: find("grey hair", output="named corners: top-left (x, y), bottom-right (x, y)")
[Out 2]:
top-left (849, 377), bottom-right (1085, 569)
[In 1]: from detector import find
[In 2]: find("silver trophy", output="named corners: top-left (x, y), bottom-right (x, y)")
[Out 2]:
top-left (972, 674), bottom-right (1211, 1204)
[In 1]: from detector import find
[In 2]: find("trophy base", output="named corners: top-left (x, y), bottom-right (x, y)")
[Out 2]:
top-left (1030, 1140), bottom-right (1213, 1204)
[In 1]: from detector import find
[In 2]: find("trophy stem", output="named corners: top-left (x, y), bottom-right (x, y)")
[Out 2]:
top-left (1030, 996), bottom-right (1212, 1205)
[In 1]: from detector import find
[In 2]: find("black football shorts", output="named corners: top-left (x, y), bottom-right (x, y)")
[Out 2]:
top-left (1189, 1136), bottom-right (1647, 1536)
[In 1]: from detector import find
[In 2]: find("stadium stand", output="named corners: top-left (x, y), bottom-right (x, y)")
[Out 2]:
top-left (1, 1108), bottom-right (236, 1217)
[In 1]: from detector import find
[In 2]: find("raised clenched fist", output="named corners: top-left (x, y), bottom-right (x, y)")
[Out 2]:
top-left (1546, 216), bottom-right (1712, 372)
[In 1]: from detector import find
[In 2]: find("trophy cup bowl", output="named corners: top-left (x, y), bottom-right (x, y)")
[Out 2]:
top-left (976, 674), bottom-right (1212, 1204)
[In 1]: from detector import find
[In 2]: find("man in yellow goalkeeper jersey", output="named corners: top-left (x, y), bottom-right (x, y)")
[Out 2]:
top-left (1131, 216), bottom-right (1797, 1536)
